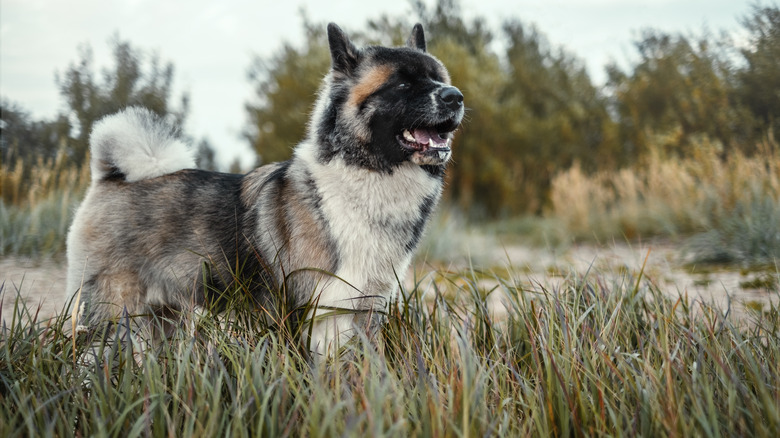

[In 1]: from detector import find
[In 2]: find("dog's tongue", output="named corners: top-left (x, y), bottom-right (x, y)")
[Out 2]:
top-left (412, 129), bottom-right (449, 148)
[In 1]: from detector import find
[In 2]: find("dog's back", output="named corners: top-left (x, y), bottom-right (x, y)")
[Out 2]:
top-left (67, 108), bottom-right (275, 324)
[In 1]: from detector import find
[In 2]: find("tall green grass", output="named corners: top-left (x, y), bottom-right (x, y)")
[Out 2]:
top-left (2, 267), bottom-right (778, 436)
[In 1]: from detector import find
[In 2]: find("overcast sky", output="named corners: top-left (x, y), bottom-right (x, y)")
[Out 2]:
top-left (1, 0), bottom-right (752, 168)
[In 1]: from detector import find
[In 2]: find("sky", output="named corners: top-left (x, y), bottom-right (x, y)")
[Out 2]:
top-left (1, 0), bottom-right (753, 168)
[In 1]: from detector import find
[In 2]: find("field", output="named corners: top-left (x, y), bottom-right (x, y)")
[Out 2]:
top-left (2, 234), bottom-right (779, 436)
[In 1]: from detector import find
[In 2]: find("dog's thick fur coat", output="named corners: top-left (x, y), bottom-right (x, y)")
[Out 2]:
top-left (66, 23), bottom-right (464, 355)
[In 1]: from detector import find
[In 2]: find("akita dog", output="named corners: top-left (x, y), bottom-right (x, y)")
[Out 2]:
top-left (66, 23), bottom-right (464, 356)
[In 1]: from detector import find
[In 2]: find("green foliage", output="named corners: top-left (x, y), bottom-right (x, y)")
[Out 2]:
top-left (686, 193), bottom-right (780, 266)
top-left (411, 0), bottom-right (494, 54)
top-left (494, 21), bottom-right (617, 213)
top-left (606, 30), bottom-right (752, 159)
top-left (244, 22), bottom-right (330, 166)
top-left (607, 4), bottom-right (780, 160)
top-left (242, 1), bottom-right (780, 217)
top-left (737, 3), bottom-right (780, 139)
top-left (56, 37), bottom-right (190, 166)
top-left (0, 101), bottom-right (70, 176)
top-left (194, 138), bottom-right (219, 171)
top-left (2, 266), bottom-right (779, 436)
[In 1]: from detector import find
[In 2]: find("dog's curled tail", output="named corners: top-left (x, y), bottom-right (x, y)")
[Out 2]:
top-left (89, 106), bottom-right (194, 183)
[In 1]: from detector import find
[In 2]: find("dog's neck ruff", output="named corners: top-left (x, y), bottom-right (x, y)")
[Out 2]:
top-left (293, 138), bottom-right (442, 277)
top-left (294, 139), bottom-right (443, 208)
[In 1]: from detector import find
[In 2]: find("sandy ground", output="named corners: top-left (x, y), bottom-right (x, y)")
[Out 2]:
top-left (1, 257), bottom-right (69, 325)
top-left (2, 241), bottom-right (778, 325)
top-left (485, 241), bottom-right (778, 319)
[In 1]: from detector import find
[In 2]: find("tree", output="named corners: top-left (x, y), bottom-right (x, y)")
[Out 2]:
top-left (56, 37), bottom-right (189, 165)
top-left (244, 21), bottom-right (330, 165)
top-left (1, 100), bottom-right (68, 168)
top-left (3, 38), bottom-right (191, 204)
top-left (497, 21), bottom-right (617, 213)
top-left (606, 30), bottom-right (755, 159)
top-left (413, 1), bottom-right (616, 214)
top-left (736, 3), bottom-right (780, 139)
top-left (1, 100), bottom-right (72, 203)
top-left (194, 138), bottom-right (219, 171)
top-left (412, 0), bottom-right (513, 215)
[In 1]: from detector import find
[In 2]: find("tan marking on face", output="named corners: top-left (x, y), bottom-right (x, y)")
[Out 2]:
top-left (347, 64), bottom-right (394, 108)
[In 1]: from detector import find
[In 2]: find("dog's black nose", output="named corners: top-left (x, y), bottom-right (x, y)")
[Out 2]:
top-left (438, 86), bottom-right (463, 110)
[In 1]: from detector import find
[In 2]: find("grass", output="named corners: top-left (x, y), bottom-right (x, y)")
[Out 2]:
top-left (0, 192), bottom-right (82, 258)
top-left (740, 274), bottom-right (778, 291)
top-left (1, 151), bottom-right (90, 258)
top-left (684, 195), bottom-right (780, 267)
top-left (2, 265), bottom-right (779, 437)
top-left (547, 135), bottom-right (780, 266)
top-left (415, 209), bottom-right (501, 266)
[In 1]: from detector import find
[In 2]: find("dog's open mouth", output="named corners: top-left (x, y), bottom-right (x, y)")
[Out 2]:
top-left (397, 128), bottom-right (454, 153)
top-left (396, 115), bottom-right (461, 166)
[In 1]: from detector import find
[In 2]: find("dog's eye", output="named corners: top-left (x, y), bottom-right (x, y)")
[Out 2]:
top-left (397, 82), bottom-right (410, 90)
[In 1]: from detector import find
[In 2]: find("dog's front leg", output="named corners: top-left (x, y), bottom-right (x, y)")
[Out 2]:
top-left (306, 311), bottom-right (356, 357)
top-left (304, 277), bottom-right (380, 357)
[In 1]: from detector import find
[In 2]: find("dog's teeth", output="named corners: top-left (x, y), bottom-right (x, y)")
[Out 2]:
top-left (403, 130), bottom-right (415, 142)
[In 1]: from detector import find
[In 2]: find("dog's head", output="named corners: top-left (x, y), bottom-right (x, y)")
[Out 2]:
top-left (310, 23), bottom-right (464, 174)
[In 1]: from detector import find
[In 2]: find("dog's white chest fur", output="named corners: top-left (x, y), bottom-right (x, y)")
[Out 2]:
top-left (298, 142), bottom-right (441, 301)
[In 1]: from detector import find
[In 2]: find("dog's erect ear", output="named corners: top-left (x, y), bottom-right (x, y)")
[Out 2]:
top-left (327, 23), bottom-right (360, 75)
top-left (407, 23), bottom-right (426, 52)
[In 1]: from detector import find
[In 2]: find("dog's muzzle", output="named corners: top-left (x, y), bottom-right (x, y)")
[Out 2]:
top-left (398, 85), bottom-right (464, 166)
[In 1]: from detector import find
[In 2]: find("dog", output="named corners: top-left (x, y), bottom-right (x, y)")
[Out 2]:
top-left (65, 22), bottom-right (464, 356)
